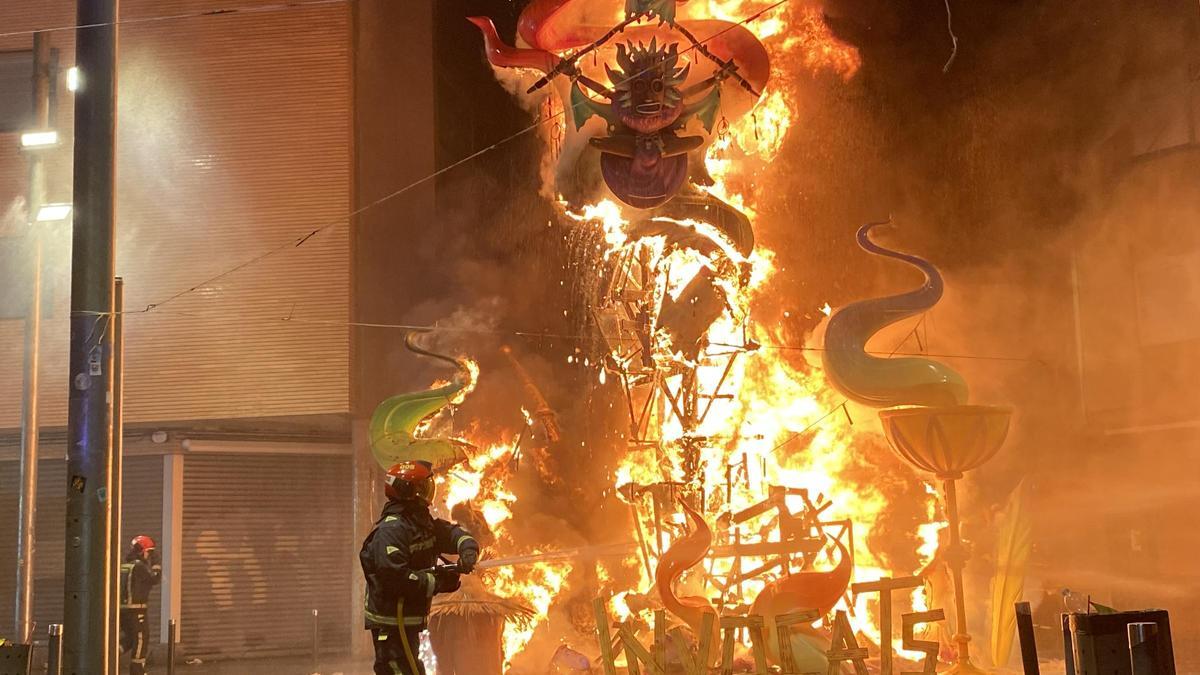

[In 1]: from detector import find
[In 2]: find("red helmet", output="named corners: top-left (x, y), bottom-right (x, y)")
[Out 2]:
top-left (384, 461), bottom-right (436, 504)
top-left (130, 535), bottom-right (156, 555)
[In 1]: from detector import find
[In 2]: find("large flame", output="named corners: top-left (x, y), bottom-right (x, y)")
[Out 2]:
top-left (435, 2), bottom-right (951, 671)
top-left (440, 441), bottom-right (573, 666)
top-left (597, 238), bottom-right (946, 661)
top-left (583, 0), bottom-right (938, 662)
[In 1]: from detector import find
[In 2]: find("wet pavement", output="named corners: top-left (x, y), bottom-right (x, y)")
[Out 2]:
top-left (171, 654), bottom-right (372, 674)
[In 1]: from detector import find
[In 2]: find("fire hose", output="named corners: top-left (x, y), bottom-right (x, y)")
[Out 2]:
top-left (419, 541), bottom-right (639, 575)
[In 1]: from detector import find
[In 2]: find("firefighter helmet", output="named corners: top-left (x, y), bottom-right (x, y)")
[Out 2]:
top-left (384, 460), bottom-right (436, 503)
top-left (130, 535), bottom-right (156, 555)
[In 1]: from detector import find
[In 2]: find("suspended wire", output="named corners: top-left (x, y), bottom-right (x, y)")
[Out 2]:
top-left (886, 314), bottom-right (926, 357)
top-left (0, 0), bottom-right (349, 39)
top-left (141, 116), bottom-right (547, 313)
top-left (27, 0), bottom-right (1008, 451)
top-left (84, 305), bottom-right (1042, 364)
top-left (770, 312), bottom-right (974, 453)
top-left (736, 342), bottom-right (1033, 363)
top-left (135, 0), bottom-right (792, 314)
top-left (8, 1), bottom-right (1020, 463)
top-left (770, 404), bottom-right (845, 453)
top-left (85, 302), bottom-right (1028, 453)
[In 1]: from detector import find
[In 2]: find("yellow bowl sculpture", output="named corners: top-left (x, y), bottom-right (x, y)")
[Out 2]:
top-left (878, 405), bottom-right (1012, 480)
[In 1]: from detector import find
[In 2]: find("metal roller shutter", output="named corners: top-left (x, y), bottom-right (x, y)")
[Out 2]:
top-left (0, 456), bottom-right (66, 639)
top-left (0, 0), bottom-right (351, 429)
top-left (117, 455), bottom-right (165, 643)
top-left (0, 452), bottom-right (165, 641)
top-left (110, 0), bottom-right (352, 424)
top-left (180, 453), bottom-right (351, 660)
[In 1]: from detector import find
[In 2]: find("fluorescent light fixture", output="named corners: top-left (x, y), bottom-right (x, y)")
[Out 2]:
top-left (67, 67), bottom-right (80, 92)
top-left (20, 130), bottom-right (59, 148)
top-left (36, 204), bottom-right (72, 222)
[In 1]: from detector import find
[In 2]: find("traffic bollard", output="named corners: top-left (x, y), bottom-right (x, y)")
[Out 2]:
top-left (311, 609), bottom-right (320, 674)
top-left (167, 619), bottom-right (178, 675)
top-left (46, 624), bottom-right (62, 675)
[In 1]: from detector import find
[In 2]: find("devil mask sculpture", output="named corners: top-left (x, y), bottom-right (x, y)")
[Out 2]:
top-left (469, 0), bottom-right (769, 210)
top-left (581, 39), bottom-right (714, 208)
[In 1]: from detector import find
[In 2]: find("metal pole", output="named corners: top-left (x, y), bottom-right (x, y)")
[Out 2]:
top-left (16, 236), bottom-right (42, 649)
top-left (47, 624), bottom-right (64, 675)
top-left (1128, 622), bottom-right (1160, 675)
top-left (166, 619), bottom-right (177, 675)
top-left (942, 477), bottom-right (977, 670)
top-left (15, 29), bottom-right (52, 648)
top-left (107, 277), bottom-right (124, 674)
top-left (311, 609), bottom-right (320, 674)
top-left (64, 0), bottom-right (119, 671)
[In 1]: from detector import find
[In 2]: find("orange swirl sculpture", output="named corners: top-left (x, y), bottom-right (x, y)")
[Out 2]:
top-left (749, 539), bottom-right (853, 664)
top-left (823, 223), bottom-right (1012, 675)
top-left (655, 499), bottom-right (718, 648)
top-left (655, 500), bottom-right (854, 667)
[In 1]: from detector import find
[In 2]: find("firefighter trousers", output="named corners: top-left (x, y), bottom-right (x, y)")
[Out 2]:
top-left (120, 609), bottom-right (150, 675)
top-left (371, 626), bottom-right (426, 675)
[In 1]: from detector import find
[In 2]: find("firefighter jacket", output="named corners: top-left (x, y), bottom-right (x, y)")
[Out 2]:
top-left (120, 551), bottom-right (162, 611)
top-left (360, 500), bottom-right (480, 630)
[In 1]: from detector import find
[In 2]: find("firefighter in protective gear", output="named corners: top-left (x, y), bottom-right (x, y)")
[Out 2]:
top-left (120, 535), bottom-right (162, 675)
top-left (360, 461), bottom-right (481, 675)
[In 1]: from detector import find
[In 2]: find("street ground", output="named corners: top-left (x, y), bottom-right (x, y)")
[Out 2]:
top-left (167, 655), bottom-right (1071, 674)
top-left (14, 643), bottom-right (1072, 674)
top-left (172, 654), bottom-right (374, 674)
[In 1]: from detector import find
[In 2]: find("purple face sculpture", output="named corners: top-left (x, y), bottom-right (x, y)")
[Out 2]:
top-left (597, 39), bottom-right (694, 209)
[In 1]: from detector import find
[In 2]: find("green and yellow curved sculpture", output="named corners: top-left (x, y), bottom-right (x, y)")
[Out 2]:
top-left (368, 331), bottom-right (476, 471)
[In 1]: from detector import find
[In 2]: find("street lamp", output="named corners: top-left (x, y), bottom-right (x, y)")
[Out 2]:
top-left (20, 130), bottom-right (59, 148)
top-left (15, 30), bottom-right (63, 648)
top-left (35, 203), bottom-right (72, 222)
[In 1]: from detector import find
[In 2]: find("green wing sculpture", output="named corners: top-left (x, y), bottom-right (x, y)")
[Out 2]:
top-left (368, 331), bottom-right (476, 471)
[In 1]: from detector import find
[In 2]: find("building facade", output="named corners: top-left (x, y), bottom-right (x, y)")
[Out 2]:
top-left (0, 0), bottom-right (357, 660)
top-left (1068, 4), bottom-right (1200, 666)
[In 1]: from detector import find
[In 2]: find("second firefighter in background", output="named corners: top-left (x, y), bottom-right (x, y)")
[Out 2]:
top-left (360, 460), bottom-right (481, 675)
top-left (120, 535), bottom-right (162, 675)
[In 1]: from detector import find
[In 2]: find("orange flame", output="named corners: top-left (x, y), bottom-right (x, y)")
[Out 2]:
top-left (440, 2), bottom-right (943, 669)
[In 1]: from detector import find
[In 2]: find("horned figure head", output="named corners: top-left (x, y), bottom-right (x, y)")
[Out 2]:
top-left (606, 38), bottom-right (690, 133)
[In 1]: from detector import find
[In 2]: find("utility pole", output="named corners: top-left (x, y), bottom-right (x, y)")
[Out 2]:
top-left (15, 29), bottom-right (52, 648)
top-left (108, 276), bottom-right (125, 675)
top-left (63, 0), bottom-right (119, 671)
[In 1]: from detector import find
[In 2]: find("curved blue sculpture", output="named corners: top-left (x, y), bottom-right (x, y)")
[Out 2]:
top-left (822, 221), bottom-right (968, 408)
